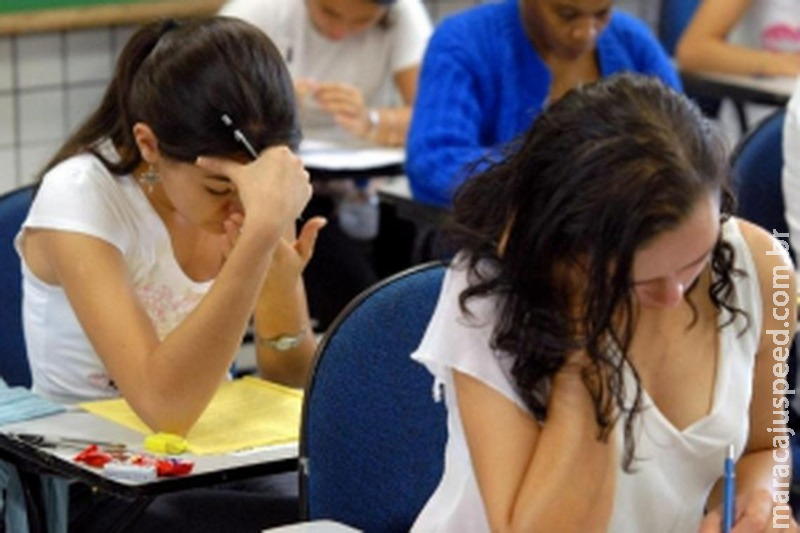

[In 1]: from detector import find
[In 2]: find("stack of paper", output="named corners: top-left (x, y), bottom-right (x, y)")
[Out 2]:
top-left (80, 377), bottom-right (303, 455)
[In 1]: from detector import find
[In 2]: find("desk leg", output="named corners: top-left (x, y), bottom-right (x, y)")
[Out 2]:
top-left (17, 470), bottom-right (46, 533)
top-left (110, 497), bottom-right (155, 533)
top-left (68, 494), bottom-right (154, 533)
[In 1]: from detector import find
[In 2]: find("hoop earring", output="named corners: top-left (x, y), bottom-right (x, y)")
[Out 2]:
top-left (138, 164), bottom-right (160, 194)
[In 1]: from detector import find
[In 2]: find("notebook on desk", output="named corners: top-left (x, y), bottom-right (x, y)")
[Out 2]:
top-left (80, 377), bottom-right (302, 455)
top-left (300, 138), bottom-right (404, 171)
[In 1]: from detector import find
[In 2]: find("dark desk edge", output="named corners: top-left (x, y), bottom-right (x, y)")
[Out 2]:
top-left (307, 163), bottom-right (404, 181)
top-left (680, 72), bottom-right (790, 107)
top-left (377, 188), bottom-right (448, 227)
top-left (0, 434), bottom-right (296, 499)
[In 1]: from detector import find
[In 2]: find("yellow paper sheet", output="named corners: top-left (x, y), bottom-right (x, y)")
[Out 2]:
top-left (80, 376), bottom-right (302, 455)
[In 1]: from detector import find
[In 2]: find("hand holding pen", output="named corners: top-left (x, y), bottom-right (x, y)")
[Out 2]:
top-left (697, 444), bottom-right (800, 533)
top-left (194, 115), bottom-right (311, 238)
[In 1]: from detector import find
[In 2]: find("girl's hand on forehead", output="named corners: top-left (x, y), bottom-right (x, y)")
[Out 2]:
top-left (195, 147), bottom-right (311, 238)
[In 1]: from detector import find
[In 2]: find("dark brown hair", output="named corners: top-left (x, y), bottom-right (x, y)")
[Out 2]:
top-left (38, 16), bottom-right (298, 180)
top-left (450, 73), bottom-right (744, 470)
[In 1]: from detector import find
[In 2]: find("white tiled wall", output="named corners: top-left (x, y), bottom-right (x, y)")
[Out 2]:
top-left (0, 0), bottom-right (655, 195)
top-left (0, 29), bottom-right (113, 191)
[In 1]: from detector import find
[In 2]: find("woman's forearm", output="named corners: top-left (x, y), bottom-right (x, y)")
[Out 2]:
top-left (677, 39), bottom-right (800, 77)
top-left (253, 278), bottom-right (315, 388)
top-left (135, 227), bottom-right (282, 434)
top-left (507, 372), bottom-right (617, 531)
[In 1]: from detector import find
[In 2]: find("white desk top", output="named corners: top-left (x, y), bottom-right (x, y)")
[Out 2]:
top-left (692, 71), bottom-right (795, 97)
top-left (300, 139), bottom-right (404, 172)
top-left (263, 520), bottom-right (361, 533)
top-left (680, 70), bottom-right (797, 106)
top-left (0, 407), bottom-right (297, 493)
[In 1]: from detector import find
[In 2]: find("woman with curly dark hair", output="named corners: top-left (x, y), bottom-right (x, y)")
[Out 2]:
top-left (412, 74), bottom-right (797, 532)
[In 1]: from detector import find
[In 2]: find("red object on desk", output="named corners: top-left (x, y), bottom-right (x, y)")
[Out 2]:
top-left (74, 445), bottom-right (194, 477)
top-left (73, 444), bottom-right (114, 468)
top-left (132, 455), bottom-right (194, 477)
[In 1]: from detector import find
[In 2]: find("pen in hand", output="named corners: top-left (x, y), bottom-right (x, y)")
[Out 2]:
top-left (722, 444), bottom-right (736, 533)
top-left (218, 113), bottom-right (306, 223)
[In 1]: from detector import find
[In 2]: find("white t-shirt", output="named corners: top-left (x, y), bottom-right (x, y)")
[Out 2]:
top-left (729, 0), bottom-right (800, 52)
top-left (411, 219), bottom-right (762, 532)
top-left (220, 0), bottom-right (432, 143)
top-left (16, 150), bottom-right (211, 404)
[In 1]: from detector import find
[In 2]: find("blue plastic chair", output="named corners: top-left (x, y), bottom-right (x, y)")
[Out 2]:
top-left (0, 185), bottom-right (35, 388)
top-left (299, 261), bottom-right (448, 533)
top-left (731, 108), bottom-right (789, 247)
top-left (657, 0), bottom-right (701, 56)
top-left (658, 0), bottom-right (750, 132)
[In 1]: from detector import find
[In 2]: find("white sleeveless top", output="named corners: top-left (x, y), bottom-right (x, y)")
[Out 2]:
top-left (729, 0), bottom-right (800, 52)
top-left (411, 218), bottom-right (761, 532)
top-left (16, 149), bottom-right (212, 404)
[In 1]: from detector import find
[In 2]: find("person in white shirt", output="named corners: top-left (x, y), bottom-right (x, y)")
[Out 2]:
top-left (220, 0), bottom-right (431, 146)
top-left (412, 74), bottom-right (798, 532)
top-left (220, 0), bottom-right (433, 329)
top-left (16, 17), bottom-right (324, 532)
top-left (677, 0), bottom-right (800, 77)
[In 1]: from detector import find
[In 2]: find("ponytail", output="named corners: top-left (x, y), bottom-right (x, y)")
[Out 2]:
top-left (36, 19), bottom-right (179, 180)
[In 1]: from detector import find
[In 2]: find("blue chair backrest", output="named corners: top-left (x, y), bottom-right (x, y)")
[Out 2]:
top-left (300, 261), bottom-right (448, 533)
top-left (658, 0), bottom-right (701, 56)
top-left (730, 108), bottom-right (789, 251)
top-left (0, 185), bottom-right (34, 387)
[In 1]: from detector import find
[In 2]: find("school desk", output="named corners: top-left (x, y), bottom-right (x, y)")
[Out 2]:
top-left (263, 519), bottom-right (361, 532)
top-left (300, 139), bottom-right (405, 181)
top-left (0, 406), bottom-right (298, 533)
top-left (377, 176), bottom-right (446, 226)
top-left (680, 70), bottom-right (796, 107)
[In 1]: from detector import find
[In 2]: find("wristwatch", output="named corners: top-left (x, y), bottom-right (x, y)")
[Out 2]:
top-left (257, 329), bottom-right (307, 352)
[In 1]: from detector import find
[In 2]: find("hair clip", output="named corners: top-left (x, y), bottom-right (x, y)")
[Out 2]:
top-left (220, 114), bottom-right (259, 160)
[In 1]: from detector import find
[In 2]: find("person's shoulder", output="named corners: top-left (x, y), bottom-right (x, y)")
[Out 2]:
top-left (604, 9), bottom-right (657, 39)
top-left (734, 217), bottom-right (795, 284)
top-left (600, 10), bottom-right (672, 71)
top-left (389, 0), bottom-right (432, 36)
top-left (38, 151), bottom-right (122, 203)
top-left (429, 0), bottom-right (512, 57)
top-left (42, 152), bottom-right (108, 185)
top-left (434, 0), bottom-right (512, 35)
top-left (394, 0), bottom-right (428, 16)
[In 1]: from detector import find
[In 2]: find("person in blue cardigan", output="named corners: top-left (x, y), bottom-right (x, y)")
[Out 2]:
top-left (406, 0), bottom-right (682, 207)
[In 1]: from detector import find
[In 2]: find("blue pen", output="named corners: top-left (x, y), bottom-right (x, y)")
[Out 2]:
top-left (723, 444), bottom-right (736, 533)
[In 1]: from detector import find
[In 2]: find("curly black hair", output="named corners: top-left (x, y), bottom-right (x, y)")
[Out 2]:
top-left (448, 73), bottom-right (747, 470)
